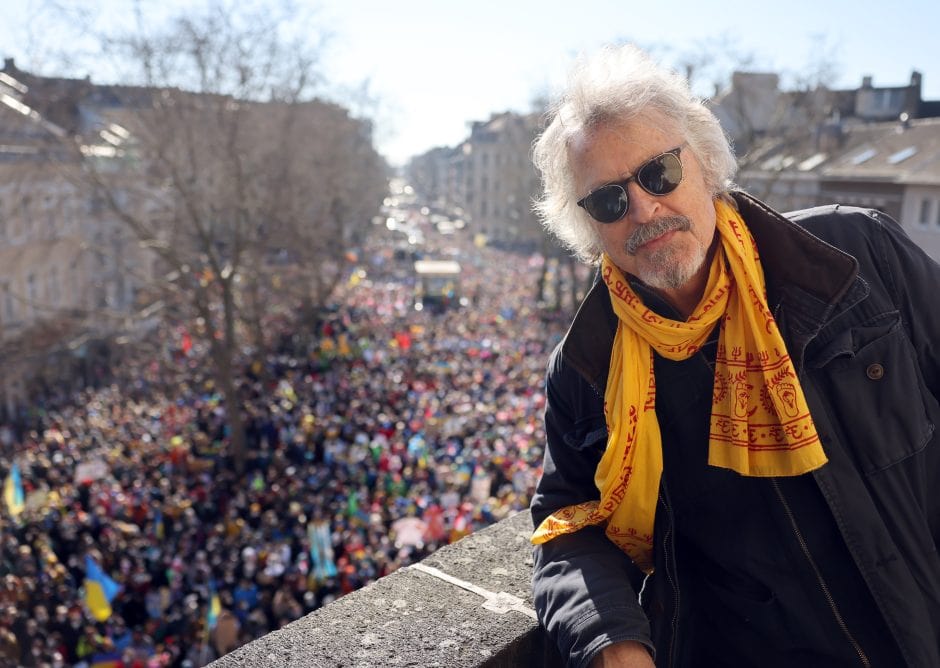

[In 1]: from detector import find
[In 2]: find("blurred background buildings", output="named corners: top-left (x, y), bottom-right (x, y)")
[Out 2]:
top-left (5, 57), bottom-right (940, 416)
top-left (408, 68), bottom-right (940, 261)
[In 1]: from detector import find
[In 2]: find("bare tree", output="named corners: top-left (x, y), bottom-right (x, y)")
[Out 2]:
top-left (721, 39), bottom-right (843, 207)
top-left (58, 4), bottom-right (387, 471)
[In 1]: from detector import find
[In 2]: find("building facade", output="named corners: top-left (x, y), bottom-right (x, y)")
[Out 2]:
top-left (408, 111), bottom-right (543, 249)
top-left (721, 68), bottom-right (940, 262)
top-left (0, 62), bottom-right (157, 414)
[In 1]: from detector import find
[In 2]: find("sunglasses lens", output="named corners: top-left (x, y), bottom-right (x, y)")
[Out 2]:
top-left (582, 186), bottom-right (628, 224)
top-left (637, 153), bottom-right (682, 194)
top-left (578, 149), bottom-right (683, 224)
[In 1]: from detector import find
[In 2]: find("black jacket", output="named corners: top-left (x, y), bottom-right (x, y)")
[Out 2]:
top-left (530, 192), bottom-right (940, 668)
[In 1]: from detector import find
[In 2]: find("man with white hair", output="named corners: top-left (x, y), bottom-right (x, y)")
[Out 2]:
top-left (529, 45), bottom-right (940, 667)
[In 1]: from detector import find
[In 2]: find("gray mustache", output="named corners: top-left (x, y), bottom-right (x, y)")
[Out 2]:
top-left (626, 216), bottom-right (692, 255)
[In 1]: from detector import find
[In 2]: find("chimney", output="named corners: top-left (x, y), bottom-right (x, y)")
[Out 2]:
top-left (861, 75), bottom-right (873, 88)
top-left (817, 112), bottom-right (845, 152)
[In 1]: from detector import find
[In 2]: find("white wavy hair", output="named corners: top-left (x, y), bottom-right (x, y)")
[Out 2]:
top-left (532, 44), bottom-right (737, 264)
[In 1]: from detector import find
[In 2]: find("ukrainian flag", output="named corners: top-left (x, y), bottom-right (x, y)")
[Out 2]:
top-left (89, 651), bottom-right (122, 668)
top-left (153, 508), bottom-right (165, 541)
top-left (3, 463), bottom-right (24, 517)
top-left (84, 555), bottom-right (121, 622)
top-left (207, 581), bottom-right (221, 629)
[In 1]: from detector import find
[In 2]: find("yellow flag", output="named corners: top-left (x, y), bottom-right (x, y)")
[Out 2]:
top-left (4, 464), bottom-right (24, 517)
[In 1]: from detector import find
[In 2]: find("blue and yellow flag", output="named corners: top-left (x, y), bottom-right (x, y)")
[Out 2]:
top-left (308, 521), bottom-right (338, 582)
top-left (84, 555), bottom-right (121, 622)
top-left (89, 651), bottom-right (122, 668)
top-left (3, 463), bottom-right (24, 517)
top-left (207, 581), bottom-right (221, 629)
top-left (153, 508), bottom-right (165, 541)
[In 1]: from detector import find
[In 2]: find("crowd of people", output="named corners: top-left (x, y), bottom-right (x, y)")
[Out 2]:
top-left (0, 217), bottom-right (575, 667)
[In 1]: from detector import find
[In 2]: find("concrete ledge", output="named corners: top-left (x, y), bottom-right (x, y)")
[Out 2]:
top-left (209, 510), bottom-right (565, 667)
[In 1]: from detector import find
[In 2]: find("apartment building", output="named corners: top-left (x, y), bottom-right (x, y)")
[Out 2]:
top-left (408, 111), bottom-right (543, 249)
top-left (717, 69), bottom-right (940, 261)
top-left (0, 62), bottom-right (157, 413)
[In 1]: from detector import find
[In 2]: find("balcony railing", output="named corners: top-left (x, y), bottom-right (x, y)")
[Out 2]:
top-left (208, 509), bottom-right (564, 667)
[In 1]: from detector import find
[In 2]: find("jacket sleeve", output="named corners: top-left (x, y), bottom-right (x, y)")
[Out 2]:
top-left (867, 209), bottom-right (940, 402)
top-left (864, 208), bottom-right (940, 548)
top-left (530, 344), bottom-right (653, 668)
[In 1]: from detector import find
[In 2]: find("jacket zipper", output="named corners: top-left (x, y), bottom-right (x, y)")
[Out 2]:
top-left (660, 485), bottom-right (680, 668)
top-left (771, 478), bottom-right (871, 667)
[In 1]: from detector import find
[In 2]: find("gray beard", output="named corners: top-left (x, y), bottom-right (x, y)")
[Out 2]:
top-left (636, 233), bottom-right (708, 291)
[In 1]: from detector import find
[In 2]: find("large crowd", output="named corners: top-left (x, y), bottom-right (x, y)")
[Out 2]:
top-left (0, 216), bottom-right (577, 667)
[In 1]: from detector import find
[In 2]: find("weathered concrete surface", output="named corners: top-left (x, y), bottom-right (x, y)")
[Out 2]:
top-left (209, 510), bottom-right (565, 667)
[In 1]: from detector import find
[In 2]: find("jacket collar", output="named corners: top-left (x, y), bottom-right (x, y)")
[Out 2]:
top-left (561, 191), bottom-right (868, 391)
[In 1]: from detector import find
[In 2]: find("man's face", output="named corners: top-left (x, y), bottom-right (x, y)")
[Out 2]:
top-left (569, 116), bottom-right (718, 305)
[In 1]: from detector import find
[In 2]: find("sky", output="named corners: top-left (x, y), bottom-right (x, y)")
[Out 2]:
top-left (3, 0), bottom-right (940, 166)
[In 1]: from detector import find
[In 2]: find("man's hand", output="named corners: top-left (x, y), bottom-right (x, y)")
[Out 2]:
top-left (590, 640), bottom-right (655, 667)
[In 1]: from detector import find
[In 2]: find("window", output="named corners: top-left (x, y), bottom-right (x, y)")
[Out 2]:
top-left (874, 89), bottom-right (902, 111)
top-left (888, 147), bottom-right (917, 164)
top-left (851, 148), bottom-right (877, 165)
top-left (920, 198), bottom-right (932, 226)
top-left (26, 274), bottom-right (37, 319)
top-left (47, 267), bottom-right (60, 307)
top-left (88, 194), bottom-right (105, 214)
top-left (1, 283), bottom-right (12, 323)
top-left (798, 153), bottom-right (827, 171)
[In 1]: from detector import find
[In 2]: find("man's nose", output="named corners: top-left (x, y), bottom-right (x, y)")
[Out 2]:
top-left (625, 181), bottom-right (662, 224)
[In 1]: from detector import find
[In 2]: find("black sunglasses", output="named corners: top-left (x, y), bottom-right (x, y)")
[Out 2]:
top-left (576, 146), bottom-right (684, 224)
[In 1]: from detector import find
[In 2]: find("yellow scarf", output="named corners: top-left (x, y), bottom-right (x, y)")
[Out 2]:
top-left (532, 198), bottom-right (827, 573)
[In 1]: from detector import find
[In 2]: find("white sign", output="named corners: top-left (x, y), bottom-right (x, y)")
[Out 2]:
top-left (74, 459), bottom-right (109, 484)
